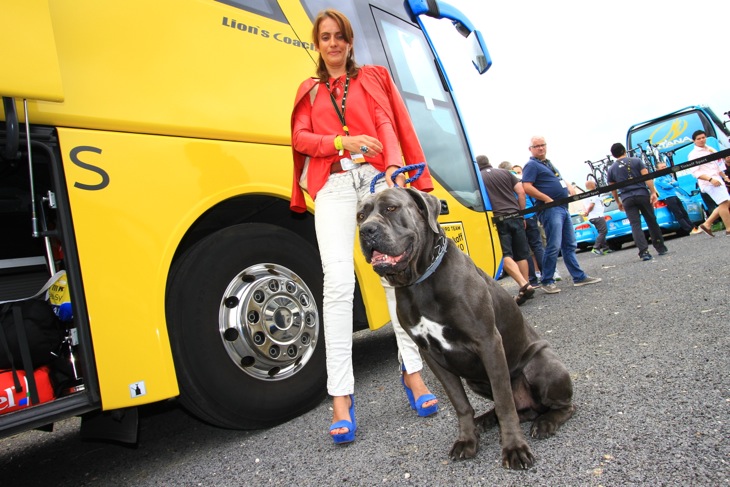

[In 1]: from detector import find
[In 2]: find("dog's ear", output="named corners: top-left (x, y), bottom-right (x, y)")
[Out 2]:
top-left (404, 188), bottom-right (441, 235)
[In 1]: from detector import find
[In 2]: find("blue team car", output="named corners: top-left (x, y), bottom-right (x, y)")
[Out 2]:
top-left (571, 213), bottom-right (598, 250)
top-left (603, 193), bottom-right (704, 250)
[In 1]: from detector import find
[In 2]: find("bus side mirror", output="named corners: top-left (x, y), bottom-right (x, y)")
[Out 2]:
top-left (467, 30), bottom-right (491, 74)
top-left (408, 0), bottom-right (492, 75)
top-left (450, 20), bottom-right (491, 74)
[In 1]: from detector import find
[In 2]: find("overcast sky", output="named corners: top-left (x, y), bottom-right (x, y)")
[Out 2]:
top-left (429, 0), bottom-right (729, 187)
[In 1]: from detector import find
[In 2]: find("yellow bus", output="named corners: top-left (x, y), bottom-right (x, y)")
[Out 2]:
top-left (0, 0), bottom-right (501, 441)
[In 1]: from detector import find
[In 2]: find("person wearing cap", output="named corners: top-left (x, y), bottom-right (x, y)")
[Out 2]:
top-left (654, 161), bottom-right (701, 236)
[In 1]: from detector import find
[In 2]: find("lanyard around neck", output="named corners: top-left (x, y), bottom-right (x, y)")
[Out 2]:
top-left (325, 76), bottom-right (350, 135)
top-left (618, 158), bottom-right (634, 179)
top-left (539, 158), bottom-right (559, 178)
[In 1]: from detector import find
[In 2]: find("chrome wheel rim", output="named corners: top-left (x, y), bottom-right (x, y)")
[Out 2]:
top-left (219, 263), bottom-right (319, 380)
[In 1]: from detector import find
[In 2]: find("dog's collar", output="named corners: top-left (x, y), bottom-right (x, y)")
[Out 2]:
top-left (414, 234), bottom-right (448, 284)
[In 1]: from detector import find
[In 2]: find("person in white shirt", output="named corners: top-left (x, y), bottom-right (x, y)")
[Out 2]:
top-left (582, 180), bottom-right (611, 254)
top-left (688, 130), bottom-right (730, 236)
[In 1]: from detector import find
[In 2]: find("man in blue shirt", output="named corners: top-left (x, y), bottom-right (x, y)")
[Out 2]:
top-left (607, 143), bottom-right (668, 261)
top-left (522, 136), bottom-right (602, 294)
top-left (654, 161), bottom-right (700, 235)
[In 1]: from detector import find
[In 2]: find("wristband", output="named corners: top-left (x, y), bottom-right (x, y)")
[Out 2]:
top-left (334, 135), bottom-right (343, 151)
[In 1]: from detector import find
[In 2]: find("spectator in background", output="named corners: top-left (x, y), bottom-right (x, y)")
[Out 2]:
top-left (521, 136), bottom-right (601, 293)
top-left (477, 155), bottom-right (536, 305)
top-left (607, 143), bottom-right (668, 261)
top-left (523, 196), bottom-right (545, 287)
top-left (582, 180), bottom-right (611, 254)
top-left (500, 161), bottom-right (544, 287)
top-left (688, 130), bottom-right (730, 236)
top-left (654, 161), bottom-right (701, 235)
top-left (498, 161), bottom-right (514, 171)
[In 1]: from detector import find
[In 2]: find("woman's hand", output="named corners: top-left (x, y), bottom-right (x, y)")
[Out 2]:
top-left (385, 165), bottom-right (406, 188)
top-left (342, 135), bottom-right (382, 157)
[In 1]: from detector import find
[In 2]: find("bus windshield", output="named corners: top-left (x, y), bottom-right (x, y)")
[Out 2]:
top-left (627, 106), bottom-right (730, 153)
top-left (374, 8), bottom-right (482, 210)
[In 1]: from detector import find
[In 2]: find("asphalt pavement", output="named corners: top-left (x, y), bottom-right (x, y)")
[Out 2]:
top-left (1, 231), bottom-right (729, 486)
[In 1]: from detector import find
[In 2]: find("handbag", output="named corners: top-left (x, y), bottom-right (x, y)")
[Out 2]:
top-left (299, 157), bottom-right (310, 192)
top-left (298, 84), bottom-right (320, 193)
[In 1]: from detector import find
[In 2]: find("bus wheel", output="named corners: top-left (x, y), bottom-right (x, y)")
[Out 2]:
top-left (166, 223), bottom-right (326, 429)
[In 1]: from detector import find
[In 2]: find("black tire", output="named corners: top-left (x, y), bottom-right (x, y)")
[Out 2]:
top-left (607, 239), bottom-right (623, 251)
top-left (592, 169), bottom-right (607, 189)
top-left (587, 172), bottom-right (612, 208)
top-left (643, 154), bottom-right (656, 173)
top-left (166, 223), bottom-right (326, 429)
top-left (586, 172), bottom-right (599, 187)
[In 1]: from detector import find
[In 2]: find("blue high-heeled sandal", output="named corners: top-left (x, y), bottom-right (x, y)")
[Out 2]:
top-left (329, 394), bottom-right (356, 444)
top-left (401, 365), bottom-right (439, 417)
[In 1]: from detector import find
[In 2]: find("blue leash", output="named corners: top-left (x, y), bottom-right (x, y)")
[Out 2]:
top-left (369, 163), bottom-right (426, 194)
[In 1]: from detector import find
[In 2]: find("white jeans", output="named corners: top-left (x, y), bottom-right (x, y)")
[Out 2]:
top-left (314, 163), bottom-right (424, 396)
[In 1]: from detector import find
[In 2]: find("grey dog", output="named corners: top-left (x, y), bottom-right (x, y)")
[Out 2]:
top-left (357, 187), bottom-right (575, 469)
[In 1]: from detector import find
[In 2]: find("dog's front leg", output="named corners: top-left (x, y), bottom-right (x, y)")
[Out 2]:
top-left (422, 354), bottom-right (479, 459)
top-left (479, 336), bottom-right (535, 469)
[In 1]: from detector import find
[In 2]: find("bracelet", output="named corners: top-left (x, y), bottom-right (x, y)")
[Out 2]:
top-left (334, 135), bottom-right (343, 151)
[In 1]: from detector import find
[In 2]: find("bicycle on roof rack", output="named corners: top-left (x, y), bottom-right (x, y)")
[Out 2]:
top-left (634, 139), bottom-right (669, 172)
top-left (583, 155), bottom-right (615, 207)
top-left (584, 155), bottom-right (611, 188)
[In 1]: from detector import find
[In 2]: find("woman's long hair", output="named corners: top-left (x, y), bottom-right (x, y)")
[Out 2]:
top-left (312, 9), bottom-right (359, 80)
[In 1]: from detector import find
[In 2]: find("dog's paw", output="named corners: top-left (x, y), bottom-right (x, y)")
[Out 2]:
top-left (449, 438), bottom-right (478, 460)
top-left (474, 409), bottom-right (498, 433)
top-left (501, 443), bottom-right (534, 470)
top-left (530, 418), bottom-right (559, 439)
top-left (530, 404), bottom-right (575, 438)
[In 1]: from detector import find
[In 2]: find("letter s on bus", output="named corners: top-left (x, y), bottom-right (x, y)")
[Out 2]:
top-left (70, 146), bottom-right (109, 191)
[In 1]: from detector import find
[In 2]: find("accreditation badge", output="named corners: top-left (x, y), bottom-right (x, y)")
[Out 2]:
top-left (340, 157), bottom-right (357, 171)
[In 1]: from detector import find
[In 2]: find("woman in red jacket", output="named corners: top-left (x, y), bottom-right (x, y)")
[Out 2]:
top-left (290, 9), bottom-right (437, 445)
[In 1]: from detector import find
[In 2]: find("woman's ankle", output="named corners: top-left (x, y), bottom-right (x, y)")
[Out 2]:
top-left (332, 395), bottom-right (352, 423)
top-left (403, 371), bottom-right (434, 397)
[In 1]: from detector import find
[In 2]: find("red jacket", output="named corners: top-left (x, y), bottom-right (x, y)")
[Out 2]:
top-left (289, 65), bottom-right (433, 213)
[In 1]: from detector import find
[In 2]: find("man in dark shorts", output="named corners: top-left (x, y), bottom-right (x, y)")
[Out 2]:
top-left (477, 155), bottom-right (535, 305)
